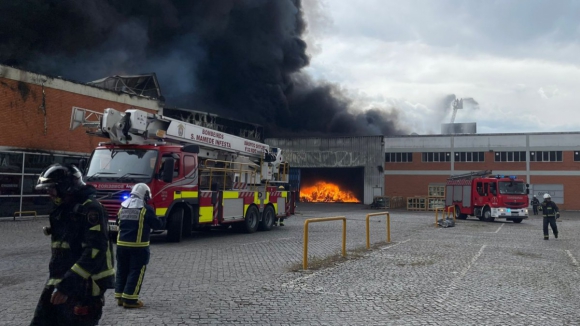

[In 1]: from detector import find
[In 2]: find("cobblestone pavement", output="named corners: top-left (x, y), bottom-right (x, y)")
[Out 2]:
top-left (2, 204), bottom-right (580, 325)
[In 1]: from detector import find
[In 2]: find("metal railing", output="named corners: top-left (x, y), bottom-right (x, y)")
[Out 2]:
top-left (303, 217), bottom-right (346, 270)
top-left (366, 212), bottom-right (391, 249)
top-left (200, 159), bottom-right (258, 191)
top-left (435, 206), bottom-right (455, 227)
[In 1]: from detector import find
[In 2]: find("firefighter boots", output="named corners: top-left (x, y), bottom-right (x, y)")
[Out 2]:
top-left (123, 300), bottom-right (144, 309)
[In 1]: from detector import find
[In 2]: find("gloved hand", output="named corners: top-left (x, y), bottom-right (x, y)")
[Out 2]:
top-left (556, 212), bottom-right (560, 219)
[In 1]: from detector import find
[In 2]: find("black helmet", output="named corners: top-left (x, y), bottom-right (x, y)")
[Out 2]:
top-left (35, 163), bottom-right (85, 196)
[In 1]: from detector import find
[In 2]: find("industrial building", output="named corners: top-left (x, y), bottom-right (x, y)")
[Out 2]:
top-left (1, 63), bottom-right (580, 217)
top-left (383, 133), bottom-right (580, 210)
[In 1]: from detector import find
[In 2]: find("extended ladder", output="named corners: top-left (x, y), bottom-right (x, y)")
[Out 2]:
top-left (448, 170), bottom-right (492, 180)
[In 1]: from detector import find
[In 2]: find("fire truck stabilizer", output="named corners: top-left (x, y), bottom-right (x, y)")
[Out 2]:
top-left (445, 170), bottom-right (530, 223)
top-left (70, 107), bottom-right (296, 242)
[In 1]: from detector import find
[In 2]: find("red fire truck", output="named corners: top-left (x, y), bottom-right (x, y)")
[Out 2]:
top-left (71, 107), bottom-right (296, 242)
top-left (445, 170), bottom-right (529, 223)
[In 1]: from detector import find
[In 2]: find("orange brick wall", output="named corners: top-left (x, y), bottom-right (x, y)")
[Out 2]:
top-left (0, 78), bottom-right (156, 154)
top-left (385, 150), bottom-right (580, 210)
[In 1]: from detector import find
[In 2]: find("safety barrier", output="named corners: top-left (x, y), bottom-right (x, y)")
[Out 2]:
top-left (13, 210), bottom-right (37, 221)
top-left (434, 206), bottom-right (455, 227)
top-left (303, 217), bottom-right (346, 270)
top-left (366, 212), bottom-right (391, 249)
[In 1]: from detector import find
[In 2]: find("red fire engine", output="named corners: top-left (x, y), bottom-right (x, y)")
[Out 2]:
top-left (70, 107), bottom-right (296, 242)
top-left (445, 170), bottom-right (529, 223)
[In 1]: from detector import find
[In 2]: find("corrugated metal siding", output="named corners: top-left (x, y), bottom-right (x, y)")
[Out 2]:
top-left (266, 136), bottom-right (385, 204)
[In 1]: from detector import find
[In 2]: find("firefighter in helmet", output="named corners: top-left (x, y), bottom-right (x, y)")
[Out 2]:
top-left (531, 195), bottom-right (540, 215)
top-left (541, 193), bottom-right (559, 240)
top-left (115, 183), bottom-right (165, 308)
top-left (31, 163), bottom-right (114, 326)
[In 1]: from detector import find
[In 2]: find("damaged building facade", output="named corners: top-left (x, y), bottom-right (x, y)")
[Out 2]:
top-left (0, 65), bottom-right (263, 218)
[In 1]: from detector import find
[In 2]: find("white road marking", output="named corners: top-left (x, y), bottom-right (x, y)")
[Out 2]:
top-left (441, 244), bottom-right (486, 300)
top-left (566, 250), bottom-right (579, 267)
top-left (494, 224), bottom-right (504, 233)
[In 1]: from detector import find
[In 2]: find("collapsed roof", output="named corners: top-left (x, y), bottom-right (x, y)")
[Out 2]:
top-left (88, 73), bottom-right (162, 100)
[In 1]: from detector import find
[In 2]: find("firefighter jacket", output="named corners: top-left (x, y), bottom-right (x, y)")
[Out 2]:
top-left (541, 200), bottom-right (559, 218)
top-left (48, 185), bottom-right (115, 298)
top-left (116, 203), bottom-right (165, 247)
top-left (531, 197), bottom-right (540, 206)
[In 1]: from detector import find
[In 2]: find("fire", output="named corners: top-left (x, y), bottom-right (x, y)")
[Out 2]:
top-left (300, 181), bottom-right (360, 203)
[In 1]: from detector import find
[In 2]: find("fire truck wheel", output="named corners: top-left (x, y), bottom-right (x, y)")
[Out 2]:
top-left (483, 208), bottom-right (495, 222)
top-left (166, 208), bottom-right (184, 242)
top-left (258, 205), bottom-right (275, 231)
top-left (242, 206), bottom-right (259, 233)
top-left (512, 218), bottom-right (523, 223)
top-left (182, 209), bottom-right (193, 238)
top-left (109, 232), bottom-right (117, 243)
top-left (455, 206), bottom-right (467, 219)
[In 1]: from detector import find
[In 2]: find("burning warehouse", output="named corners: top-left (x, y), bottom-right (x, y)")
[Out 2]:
top-left (266, 137), bottom-right (385, 205)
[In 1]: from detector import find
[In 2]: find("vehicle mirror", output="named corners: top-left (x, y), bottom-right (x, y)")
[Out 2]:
top-left (162, 158), bottom-right (174, 183)
top-left (526, 183), bottom-right (529, 188)
top-left (526, 189), bottom-right (529, 194)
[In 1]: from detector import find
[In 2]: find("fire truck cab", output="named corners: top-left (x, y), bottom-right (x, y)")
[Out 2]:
top-left (445, 170), bottom-right (529, 223)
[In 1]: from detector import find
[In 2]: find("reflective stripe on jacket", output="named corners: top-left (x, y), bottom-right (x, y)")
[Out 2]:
top-left (117, 205), bottom-right (165, 247)
top-left (542, 201), bottom-right (559, 218)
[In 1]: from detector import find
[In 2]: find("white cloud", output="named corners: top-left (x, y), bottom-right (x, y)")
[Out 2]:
top-left (302, 1), bottom-right (580, 134)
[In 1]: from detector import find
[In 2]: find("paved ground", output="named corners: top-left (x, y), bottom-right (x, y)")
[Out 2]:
top-left (2, 204), bottom-right (580, 325)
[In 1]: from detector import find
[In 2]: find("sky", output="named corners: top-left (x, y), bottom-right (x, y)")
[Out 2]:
top-left (301, 0), bottom-right (580, 134)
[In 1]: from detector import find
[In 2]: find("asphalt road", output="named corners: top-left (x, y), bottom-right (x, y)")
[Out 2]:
top-left (2, 203), bottom-right (580, 325)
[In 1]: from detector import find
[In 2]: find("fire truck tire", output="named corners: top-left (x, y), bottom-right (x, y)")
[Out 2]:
top-left (242, 206), bottom-right (259, 233)
top-left (483, 207), bottom-right (495, 222)
top-left (166, 208), bottom-right (184, 242)
top-left (182, 208), bottom-right (193, 238)
top-left (455, 206), bottom-right (467, 219)
top-left (258, 205), bottom-right (275, 231)
top-left (512, 218), bottom-right (523, 223)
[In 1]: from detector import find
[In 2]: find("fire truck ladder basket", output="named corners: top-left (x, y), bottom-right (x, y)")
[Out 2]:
top-left (447, 170), bottom-right (492, 181)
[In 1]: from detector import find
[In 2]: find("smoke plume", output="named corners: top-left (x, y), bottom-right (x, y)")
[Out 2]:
top-left (0, 0), bottom-right (407, 137)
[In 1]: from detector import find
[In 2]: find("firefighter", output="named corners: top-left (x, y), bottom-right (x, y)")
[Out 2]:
top-left (115, 183), bottom-right (165, 308)
top-left (541, 193), bottom-right (559, 240)
top-left (531, 195), bottom-right (540, 215)
top-left (31, 163), bottom-right (114, 326)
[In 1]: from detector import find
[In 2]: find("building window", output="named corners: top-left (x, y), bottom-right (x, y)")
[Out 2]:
top-left (575, 151), bottom-right (580, 162)
top-left (455, 152), bottom-right (484, 162)
top-left (385, 152), bottom-right (412, 163)
top-left (421, 152), bottom-right (450, 162)
top-left (494, 151), bottom-right (526, 162)
top-left (529, 151), bottom-right (562, 162)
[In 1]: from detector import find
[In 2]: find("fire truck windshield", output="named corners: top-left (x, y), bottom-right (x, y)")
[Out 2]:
top-left (498, 181), bottom-right (527, 195)
top-left (85, 149), bottom-right (158, 182)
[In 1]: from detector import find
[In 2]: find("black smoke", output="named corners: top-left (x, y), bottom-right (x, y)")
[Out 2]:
top-left (0, 0), bottom-right (408, 137)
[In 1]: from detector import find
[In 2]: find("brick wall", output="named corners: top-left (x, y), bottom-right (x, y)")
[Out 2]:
top-left (0, 78), bottom-right (156, 154)
top-left (384, 151), bottom-right (580, 210)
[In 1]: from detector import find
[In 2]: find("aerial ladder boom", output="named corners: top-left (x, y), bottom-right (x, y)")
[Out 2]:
top-left (70, 107), bottom-right (288, 183)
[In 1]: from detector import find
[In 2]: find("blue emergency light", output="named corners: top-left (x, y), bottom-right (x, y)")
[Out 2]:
top-left (122, 193), bottom-right (130, 200)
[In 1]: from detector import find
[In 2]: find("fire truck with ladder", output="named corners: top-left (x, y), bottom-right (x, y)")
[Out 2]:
top-left (445, 170), bottom-right (529, 223)
top-left (70, 107), bottom-right (296, 242)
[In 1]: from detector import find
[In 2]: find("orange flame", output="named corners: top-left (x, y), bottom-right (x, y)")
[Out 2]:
top-left (300, 181), bottom-right (360, 203)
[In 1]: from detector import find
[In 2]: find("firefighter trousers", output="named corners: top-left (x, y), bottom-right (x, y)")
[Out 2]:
top-left (543, 217), bottom-right (558, 238)
top-left (115, 246), bottom-right (150, 304)
top-left (533, 206), bottom-right (538, 215)
top-left (30, 286), bottom-right (103, 326)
